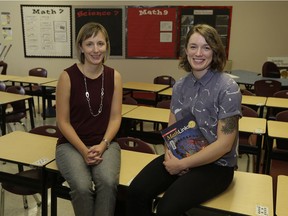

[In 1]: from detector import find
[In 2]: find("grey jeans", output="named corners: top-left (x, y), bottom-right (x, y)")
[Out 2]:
top-left (56, 142), bottom-right (121, 216)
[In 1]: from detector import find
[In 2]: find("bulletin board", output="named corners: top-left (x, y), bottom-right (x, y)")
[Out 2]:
top-left (74, 7), bottom-right (124, 58)
top-left (126, 6), bottom-right (178, 59)
top-left (21, 5), bottom-right (72, 58)
top-left (179, 6), bottom-right (232, 58)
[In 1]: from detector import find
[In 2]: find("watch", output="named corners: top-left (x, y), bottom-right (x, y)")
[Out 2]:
top-left (102, 138), bottom-right (110, 148)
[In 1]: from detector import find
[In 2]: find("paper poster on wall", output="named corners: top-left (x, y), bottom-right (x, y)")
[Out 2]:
top-left (21, 5), bottom-right (72, 58)
top-left (1, 12), bottom-right (11, 25)
top-left (126, 6), bottom-right (178, 59)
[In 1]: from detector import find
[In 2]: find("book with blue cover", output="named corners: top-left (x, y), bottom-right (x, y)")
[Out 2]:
top-left (160, 115), bottom-right (209, 159)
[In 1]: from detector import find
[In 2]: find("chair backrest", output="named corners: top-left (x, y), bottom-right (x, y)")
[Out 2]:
top-left (240, 89), bottom-right (254, 96)
top-left (122, 95), bottom-right (138, 105)
top-left (154, 75), bottom-right (176, 87)
top-left (29, 125), bottom-right (62, 138)
top-left (276, 110), bottom-right (288, 122)
top-left (29, 67), bottom-right (48, 78)
top-left (156, 100), bottom-right (171, 109)
top-left (262, 61), bottom-right (280, 78)
top-left (117, 137), bottom-right (156, 154)
top-left (254, 79), bottom-right (282, 97)
top-left (241, 104), bottom-right (258, 118)
top-left (275, 110), bottom-right (288, 150)
top-left (0, 61), bottom-right (8, 75)
top-left (6, 86), bottom-right (26, 113)
top-left (239, 105), bottom-right (258, 147)
top-left (0, 81), bottom-right (6, 91)
top-left (273, 90), bottom-right (288, 98)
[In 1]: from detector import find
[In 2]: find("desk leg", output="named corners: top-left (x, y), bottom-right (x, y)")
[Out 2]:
top-left (255, 134), bottom-right (264, 173)
top-left (1, 104), bottom-right (6, 135)
top-left (262, 135), bottom-right (272, 174)
top-left (28, 98), bottom-right (35, 129)
top-left (50, 172), bottom-right (58, 216)
top-left (41, 167), bottom-right (48, 216)
top-left (42, 86), bottom-right (46, 120)
top-left (259, 106), bottom-right (264, 119)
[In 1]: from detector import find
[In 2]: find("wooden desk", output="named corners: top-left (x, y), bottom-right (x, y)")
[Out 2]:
top-left (0, 131), bottom-right (57, 216)
top-left (46, 150), bottom-right (158, 216)
top-left (8, 75), bottom-right (57, 85)
top-left (276, 175), bottom-right (288, 216)
top-left (264, 120), bottom-right (288, 174)
top-left (0, 91), bottom-right (34, 135)
top-left (123, 82), bottom-right (169, 106)
top-left (122, 106), bottom-right (170, 123)
top-left (158, 87), bottom-right (172, 96)
top-left (0, 74), bottom-right (22, 82)
top-left (121, 105), bottom-right (170, 143)
top-left (265, 97), bottom-right (288, 109)
top-left (121, 104), bottom-right (138, 115)
top-left (202, 171), bottom-right (273, 216)
top-left (8, 76), bottom-right (57, 120)
top-left (123, 82), bottom-right (169, 93)
top-left (46, 149), bottom-right (273, 216)
top-left (239, 116), bottom-right (266, 134)
top-left (46, 150), bottom-right (158, 187)
top-left (242, 95), bottom-right (267, 117)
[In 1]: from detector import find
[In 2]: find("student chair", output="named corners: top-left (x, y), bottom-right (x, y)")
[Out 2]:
top-left (29, 125), bottom-right (61, 138)
top-left (0, 125), bottom-right (61, 215)
top-left (117, 137), bottom-right (156, 154)
top-left (4, 86), bottom-right (28, 133)
top-left (262, 61), bottom-right (281, 78)
top-left (154, 75), bottom-right (175, 101)
top-left (153, 75), bottom-right (176, 87)
top-left (0, 81), bottom-right (6, 91)
top-left (0, 61), bottom-right (8, 75)
top-left (24, 67), bottom-right (55, 115)
top-left (254, 79), bottom-right (281, 97)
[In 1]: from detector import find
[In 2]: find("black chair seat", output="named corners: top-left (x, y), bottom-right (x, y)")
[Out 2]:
top-left (1, 169), bottom-right (40, 195)
top-left (5, 112), bottom-right (26, 122)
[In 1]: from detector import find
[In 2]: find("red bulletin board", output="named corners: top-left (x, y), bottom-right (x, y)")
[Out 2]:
top-left (126, 6), bottom-right (178, 59)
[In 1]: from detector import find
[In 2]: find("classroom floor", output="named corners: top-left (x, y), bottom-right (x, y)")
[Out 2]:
top-left (0, 99), bottom-right (275, 216)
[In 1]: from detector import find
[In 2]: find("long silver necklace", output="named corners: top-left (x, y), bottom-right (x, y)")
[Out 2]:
top-left (83, 66), bottom-right (104, 117)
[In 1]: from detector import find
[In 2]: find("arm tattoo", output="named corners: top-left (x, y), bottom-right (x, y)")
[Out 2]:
top-left (220, 116), bottom-right (238, 135)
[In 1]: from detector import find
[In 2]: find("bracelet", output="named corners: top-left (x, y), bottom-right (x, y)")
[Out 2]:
top-left (102, 138), bottom-right (110, 148)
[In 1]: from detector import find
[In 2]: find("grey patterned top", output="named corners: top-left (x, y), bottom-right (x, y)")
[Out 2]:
top-left (171, 69), bottom-right (242, 167)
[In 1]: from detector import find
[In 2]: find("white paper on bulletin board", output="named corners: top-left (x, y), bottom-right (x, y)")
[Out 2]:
top-left (21, 5), bottom-right (72, 58)
top-left (267, 57), bottom-right (288, 68)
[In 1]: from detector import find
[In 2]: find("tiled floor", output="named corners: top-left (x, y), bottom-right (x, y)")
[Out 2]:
top-left (0, 100), bottom-right (253, 216)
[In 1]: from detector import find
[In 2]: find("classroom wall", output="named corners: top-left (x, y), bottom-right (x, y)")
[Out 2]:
top-left (0, 1), bottom-right (287, 83)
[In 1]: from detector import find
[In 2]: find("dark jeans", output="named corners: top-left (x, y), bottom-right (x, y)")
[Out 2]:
top-left (126, 154), bottom-right (234, 216)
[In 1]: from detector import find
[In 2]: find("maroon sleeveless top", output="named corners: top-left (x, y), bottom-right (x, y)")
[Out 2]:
top-left (57, 63), bottom-right (114, 146)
